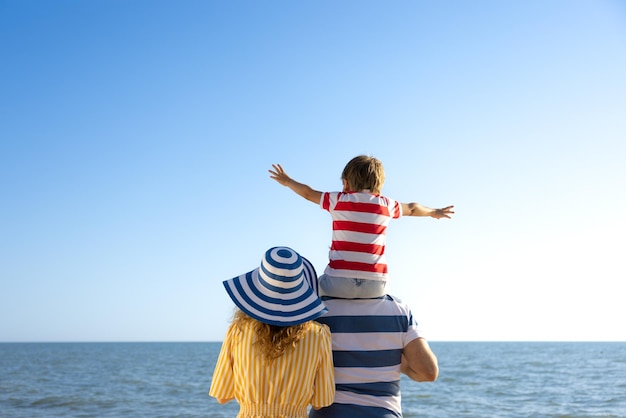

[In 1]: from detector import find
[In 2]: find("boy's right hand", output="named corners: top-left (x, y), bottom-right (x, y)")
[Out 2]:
top-left (268, 164), bottom-right (291, 186)
top-left (268, 164), bottom-right (322, 204)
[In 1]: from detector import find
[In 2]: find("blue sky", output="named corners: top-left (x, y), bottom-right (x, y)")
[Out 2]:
top-left (1, 0), bottom-right (625, 342)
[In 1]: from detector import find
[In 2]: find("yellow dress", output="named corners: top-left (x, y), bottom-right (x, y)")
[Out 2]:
top-left (209, 320), bottom-right (335, 418)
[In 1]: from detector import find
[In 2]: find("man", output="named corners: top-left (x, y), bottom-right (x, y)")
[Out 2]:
top-left (309, 294), bottom-right (438, 418)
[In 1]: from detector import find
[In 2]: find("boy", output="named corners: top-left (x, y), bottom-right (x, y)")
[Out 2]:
top-left (269, 155), bottom-right (454, 298)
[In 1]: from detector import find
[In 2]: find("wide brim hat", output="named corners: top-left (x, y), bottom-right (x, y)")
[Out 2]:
top-left (223, 247), bottom-right (327, 326)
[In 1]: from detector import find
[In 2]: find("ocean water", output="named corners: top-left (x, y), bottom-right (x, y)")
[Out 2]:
top-left (1, 342), bottom-right (625, 417)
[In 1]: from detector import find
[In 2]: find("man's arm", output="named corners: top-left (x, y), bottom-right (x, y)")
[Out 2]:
top-left (401, 337), bottom-right (439, 382)
top-left (269, 164), bottom-right (322, 204)
top-left (401, 202), bottom-right (454, 219)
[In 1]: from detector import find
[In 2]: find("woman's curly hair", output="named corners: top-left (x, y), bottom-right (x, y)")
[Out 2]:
top-left (232, 309), bottom-right (310, 360)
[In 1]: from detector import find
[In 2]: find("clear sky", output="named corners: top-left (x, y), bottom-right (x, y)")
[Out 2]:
top-left (1, 0), bottom-right (625, 342)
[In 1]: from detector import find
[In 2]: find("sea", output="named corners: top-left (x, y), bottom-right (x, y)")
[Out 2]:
top-left (1, 342), bottom-right (625, 417)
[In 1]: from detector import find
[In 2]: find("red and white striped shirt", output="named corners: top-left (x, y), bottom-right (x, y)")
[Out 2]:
top-left (321, 191), bottom-right (402, 281)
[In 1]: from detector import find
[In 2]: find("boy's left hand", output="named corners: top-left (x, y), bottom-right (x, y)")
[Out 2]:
top-left (432, 205), bottom-right (454, 219)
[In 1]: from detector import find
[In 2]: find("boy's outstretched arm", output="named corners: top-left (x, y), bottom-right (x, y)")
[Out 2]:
top-left (401, 202), bottom-right (454, 219)
top-left (269, 164), bottom-right (322, 205)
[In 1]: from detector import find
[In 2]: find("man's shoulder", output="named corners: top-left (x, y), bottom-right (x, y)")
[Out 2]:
top-left (385, 294), bottom-right (403, 303)
top-left (321, 295), bottom-right (411, 314)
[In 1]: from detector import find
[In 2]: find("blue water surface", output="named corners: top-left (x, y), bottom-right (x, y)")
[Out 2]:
top-left (1, 341), bottom-right (625, 417)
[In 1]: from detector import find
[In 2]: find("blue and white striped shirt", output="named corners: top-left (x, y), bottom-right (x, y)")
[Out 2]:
top-left (310, 295), bottom-right (422, 418)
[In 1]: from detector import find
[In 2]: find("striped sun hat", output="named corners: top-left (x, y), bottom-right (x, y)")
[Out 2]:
top-left (223, 247), bottom-right (327, 326)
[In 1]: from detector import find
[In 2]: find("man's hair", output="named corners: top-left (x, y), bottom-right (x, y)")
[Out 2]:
top-left (341, 155), bottom-right (385, 194)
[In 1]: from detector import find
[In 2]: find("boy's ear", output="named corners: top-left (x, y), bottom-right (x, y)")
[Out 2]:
top-left (342, 179), bottom-right (350, 192)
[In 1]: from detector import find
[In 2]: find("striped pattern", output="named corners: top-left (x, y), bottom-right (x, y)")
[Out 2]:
top-left (223, 247), bottom-right (327, 326)
top-left (302, 256), bottom-right (320, 297)
top-left (321, 192), bottom-right (402, 280)
top-left (309, 296), bottom-right (421, 418)
top-left (209, 321), bottom-right (335, 417)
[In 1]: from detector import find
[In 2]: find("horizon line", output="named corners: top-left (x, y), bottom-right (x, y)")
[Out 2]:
top-left (2, 339), bottom-right (625, 344)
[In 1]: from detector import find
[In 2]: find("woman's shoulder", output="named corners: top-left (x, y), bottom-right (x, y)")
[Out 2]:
top-left (307, 321), bottom-right (332, 338)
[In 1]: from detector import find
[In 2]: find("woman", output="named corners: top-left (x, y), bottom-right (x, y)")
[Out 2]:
top-left (209, 246), bottom-right (335, 417)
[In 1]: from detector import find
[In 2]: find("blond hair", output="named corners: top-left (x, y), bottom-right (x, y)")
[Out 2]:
top-left (232, 310), bottom-right (310, 360)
